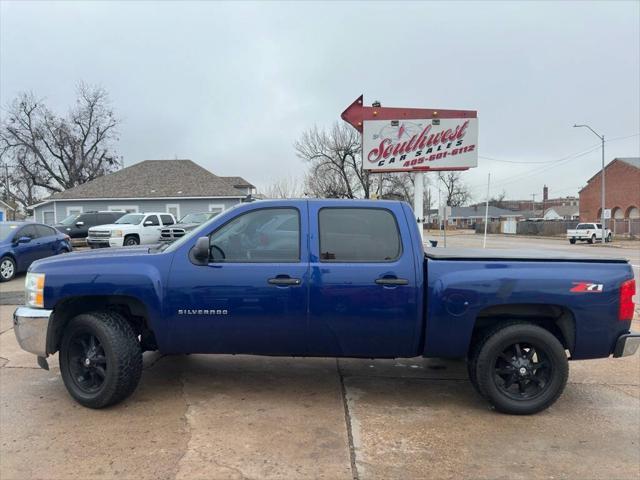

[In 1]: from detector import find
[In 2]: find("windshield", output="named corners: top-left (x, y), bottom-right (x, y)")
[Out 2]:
top-left (59, 214), bottom-right (81, 226)
top-left (0, 224), bottom-right (20, 241)
top-left (164, 204), bottom-right (241, 253)
top-left (179, 212), bottom-right (218, 224)
top-left (115, 213), bottom-right (144, 225)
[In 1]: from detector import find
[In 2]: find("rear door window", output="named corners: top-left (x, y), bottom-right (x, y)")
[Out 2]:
top-left (35, 225), bottom-right (56, 238)
top-left (318, 208), bottom-right (402, 262)
top-left (161, 215), bottom-right (175, 225)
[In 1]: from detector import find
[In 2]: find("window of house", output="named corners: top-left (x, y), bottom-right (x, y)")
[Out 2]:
top-left (318, 208), bottom-right (402, 262)
top-left (66, 206), bottom-right (83, 217)
top-left (209, 208), bottom-right (299, 262)
top-left (166, 204), bottom-right (180, 219)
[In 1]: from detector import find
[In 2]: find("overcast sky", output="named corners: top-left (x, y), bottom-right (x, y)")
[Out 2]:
top-left (1, 0), bottom-right (638, 203)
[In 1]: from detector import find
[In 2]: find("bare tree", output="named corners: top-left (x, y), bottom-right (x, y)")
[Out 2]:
top-left (438, 171), bottom-right (472, 207)
top-left (0, 83), bottom-right (120, 208)
top-left (263, 175), bottom-right (304, 199)
top-left (489, 190), bottom-right (507, 209)
top-left (295, 122), bottom-right (370, 199)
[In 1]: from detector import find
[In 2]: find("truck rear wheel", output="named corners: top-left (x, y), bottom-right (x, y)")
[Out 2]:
top-left (588, 234), bottom-right (595, 244)
top-left (59, 311), bottom-right (142, 409)
top-left (569, 239), bottom-right (576, 245)
top-left (471, 322), bottom-right (568, 415)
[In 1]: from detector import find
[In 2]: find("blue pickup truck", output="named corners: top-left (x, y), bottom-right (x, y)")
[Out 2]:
top-left (13, 199), bottom-right (638, 414)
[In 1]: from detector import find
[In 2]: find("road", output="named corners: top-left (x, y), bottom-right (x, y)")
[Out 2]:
top-left (1, 235), bottom-right (639, 480)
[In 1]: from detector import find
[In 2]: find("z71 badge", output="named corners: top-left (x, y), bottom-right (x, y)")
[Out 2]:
top-left (570, 282), bottom-right (604, 293)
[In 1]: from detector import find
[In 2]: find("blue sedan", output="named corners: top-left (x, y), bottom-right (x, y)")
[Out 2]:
top-left (0, 222), bottom-right (72, 282)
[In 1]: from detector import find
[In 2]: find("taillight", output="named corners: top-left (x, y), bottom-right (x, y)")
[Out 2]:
top-left (619, 279), bottom-right (636, 321)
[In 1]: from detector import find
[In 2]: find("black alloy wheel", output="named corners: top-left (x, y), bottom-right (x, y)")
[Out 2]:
top-left (493, 342), bottom-right (552, 401)
top-left (67, 331), bottom-right (108, 393)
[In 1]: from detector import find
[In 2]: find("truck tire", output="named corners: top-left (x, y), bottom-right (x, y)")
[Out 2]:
top-left (588, 234), bottom-right (595, 244)
top-left (472, 322), bottom-right (568, 415)
top-left (569, 239), bottom-right (576, 245)
top-left (124, 235), bottom-right (139, 246)
top-left (606, 233), bottom-right (612, 243)
top-left (59, 311), bottom-right (142, 409)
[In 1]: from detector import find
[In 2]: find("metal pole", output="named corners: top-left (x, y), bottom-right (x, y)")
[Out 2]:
top-left (483, 173), bottom-right (490, 248)
top-left (414, 172), bottom-right (424, 242)
top-left (601, 135), bottom-right (605, 244)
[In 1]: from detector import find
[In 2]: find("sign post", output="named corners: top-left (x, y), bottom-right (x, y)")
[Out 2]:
top-left (341, 95), bottom-right (478, 243)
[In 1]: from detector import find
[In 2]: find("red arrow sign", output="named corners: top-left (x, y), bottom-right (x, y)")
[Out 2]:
top-left (341, 94), bottom-right (477, 133)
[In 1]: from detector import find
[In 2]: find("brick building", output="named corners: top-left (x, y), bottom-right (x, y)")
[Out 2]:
top-left (579, 157), bottom-right (640, 222)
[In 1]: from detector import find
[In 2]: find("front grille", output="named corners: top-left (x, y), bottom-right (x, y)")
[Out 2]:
top-left (161, 228), bottom-right (186, 239)
top-left (89, 230), bottom-right (111, 239)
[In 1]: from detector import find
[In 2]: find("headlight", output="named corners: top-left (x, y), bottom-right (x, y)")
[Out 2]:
top-left (25, 272), bottom-right (45, 308)
top-left (112, 230), bottom-right (123, 237)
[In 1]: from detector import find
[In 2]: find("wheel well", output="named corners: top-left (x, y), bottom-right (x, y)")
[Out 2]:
top-left (124, 233), bottom-right (139, 240)
top-left (47, 295), bottom-right (156, 354)
top-left (471, 304), bottom-right (575, 354)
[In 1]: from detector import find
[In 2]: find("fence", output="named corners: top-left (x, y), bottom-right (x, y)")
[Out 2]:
top-left (611, 219), bottom-right (640, 238)
top-left (473, 219), bottom-right (640, 238)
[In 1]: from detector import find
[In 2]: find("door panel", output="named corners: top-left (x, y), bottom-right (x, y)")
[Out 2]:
top-left (166, 204), bottom-right (310, 354)
top-left (307, 203), bottom-right (420, 357)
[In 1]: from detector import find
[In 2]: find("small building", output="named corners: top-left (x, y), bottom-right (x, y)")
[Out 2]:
top-left (436, 205), bottom-right (521, 228)
top-left (543, 205), bottom-right (579, 221)
top-left (0, 199), bottom-right (15, 222)
top-left (30, 159), bottom-right (255, 224)
top-left (579, 157), bottom-right (640, 222)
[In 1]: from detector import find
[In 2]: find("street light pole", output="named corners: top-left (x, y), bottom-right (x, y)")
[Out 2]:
top-left (573, 124), bottom-right (606, 244)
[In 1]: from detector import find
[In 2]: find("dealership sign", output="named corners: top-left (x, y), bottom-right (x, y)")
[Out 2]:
top-left (362, 117), bottom-right (478, 172)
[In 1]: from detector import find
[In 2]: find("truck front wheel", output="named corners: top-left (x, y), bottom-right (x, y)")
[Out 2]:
top-left (59, 311), bottom-right (143, 409)
top-left (470, 322), bottom-right (568, 415)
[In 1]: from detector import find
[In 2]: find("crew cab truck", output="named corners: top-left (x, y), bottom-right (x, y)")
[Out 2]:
top-left (567, 222), bottom-right (612, 244)
top-left (13, 200), bottom-right (639, 414)
top-left (86, 212), bottom-right (176, 248)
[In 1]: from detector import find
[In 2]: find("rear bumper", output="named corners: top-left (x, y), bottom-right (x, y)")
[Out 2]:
top-left (13, 306), bottom-right (53, 357)
top-left (613, 333), bottom-right (640, 358)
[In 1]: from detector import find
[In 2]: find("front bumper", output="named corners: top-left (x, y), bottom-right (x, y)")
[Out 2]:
top-left (613, 333), bottom-right (640, 358)
top-left (86, 237), bottom-right (124, 248)
top-left (13, 306), bottom-right (53, 357)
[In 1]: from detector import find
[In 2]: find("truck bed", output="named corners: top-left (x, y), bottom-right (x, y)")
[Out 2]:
top-left (425, 248), bottom-right (628, 263)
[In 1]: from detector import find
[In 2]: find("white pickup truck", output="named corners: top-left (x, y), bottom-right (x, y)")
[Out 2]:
top-left (567, 222), bottom-right (612, 244)
top-left (87, 212), bottom-right (177, 248)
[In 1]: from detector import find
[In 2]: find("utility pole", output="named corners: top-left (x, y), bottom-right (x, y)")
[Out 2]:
top-left (573, 124), bottom-right (606, 244)
top-left (483, 173), bottom-right (490, 248)
top-left (531, 193), bottom-right (537, 213)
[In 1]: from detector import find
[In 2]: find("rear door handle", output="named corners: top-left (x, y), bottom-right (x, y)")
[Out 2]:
top-left (375, 278), bottom-right (409, 286)
top-left (268, 276), bottom-right (301, 286)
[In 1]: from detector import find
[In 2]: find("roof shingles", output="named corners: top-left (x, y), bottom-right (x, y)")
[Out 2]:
top-left (48, 160), bottom-right (250, 200)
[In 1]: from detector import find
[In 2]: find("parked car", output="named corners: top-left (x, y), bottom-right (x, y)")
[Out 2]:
top-left (0, 221), bottom-right (71, 282)
top-left (54, 211), bottom-right (126, 246)
top-left (160, 212), bottom-right (220, 243)
top-left (567, 222), bottom-right (612, 244)
top-left (86, 212), bottom-right (176, 248)
top-left (12, 200), bottom-right (638, 414)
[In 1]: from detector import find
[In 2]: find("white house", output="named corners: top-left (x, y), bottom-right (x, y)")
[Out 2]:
top-left (543, 205), bottom-right (580, 220)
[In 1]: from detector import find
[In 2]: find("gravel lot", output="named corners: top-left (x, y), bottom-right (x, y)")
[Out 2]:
top-left (1, 235), bottom-right (639, 480)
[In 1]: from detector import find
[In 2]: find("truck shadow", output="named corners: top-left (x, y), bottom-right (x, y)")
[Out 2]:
top-left (135, 352), bottom-right (487, 412)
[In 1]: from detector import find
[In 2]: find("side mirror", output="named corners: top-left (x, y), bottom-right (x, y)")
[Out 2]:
top-left (17, 236), bottom-right (31, 244)
top-left (144, 220), bottom-right (153, 226)
top-left (189, 237), bottom-right (210, 265)
top-left (75, 221), bottom-right (84, 227)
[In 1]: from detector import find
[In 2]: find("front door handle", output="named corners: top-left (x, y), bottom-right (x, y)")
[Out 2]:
top-left (375, 277), bottom-right (409, 286)
top-left (268, 276), bottom-right (301, 286)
